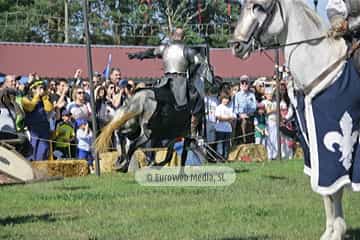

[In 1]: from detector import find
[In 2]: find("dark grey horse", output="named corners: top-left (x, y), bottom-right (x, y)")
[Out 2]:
top-left (95, 62), bottom-right (214, 172)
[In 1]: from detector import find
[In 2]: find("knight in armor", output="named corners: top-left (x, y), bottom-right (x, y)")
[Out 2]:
top-left (327, 0), bottom-right (360, 69)
top-left (128, 27), bottom-right (206, 110)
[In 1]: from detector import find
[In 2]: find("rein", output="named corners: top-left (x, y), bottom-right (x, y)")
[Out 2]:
top-left (259, 34), bottom-right (328, 51)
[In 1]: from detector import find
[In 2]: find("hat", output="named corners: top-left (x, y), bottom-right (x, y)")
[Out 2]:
top-left (61, 109), bottom-right (72, 116)
top-left (29, 79), bottom-right (45, 89)
top-left (119, 79), bottom-right (128, 88)
top-left (19, 76), bottom-right (29, 85)
top-left (239, 75), bottom-right (250, 82)
top-left (253, 77), bottom-right (266, 86)
top-left (76, 118), bottom-right (88, 127)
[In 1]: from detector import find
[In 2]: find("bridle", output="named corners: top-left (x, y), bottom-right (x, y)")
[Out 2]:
top-left (230, 0), bottom-right (328, 52)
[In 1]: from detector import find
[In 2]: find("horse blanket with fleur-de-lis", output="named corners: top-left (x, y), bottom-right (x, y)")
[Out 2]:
top-left (295, 59), bottom-right (360, 195)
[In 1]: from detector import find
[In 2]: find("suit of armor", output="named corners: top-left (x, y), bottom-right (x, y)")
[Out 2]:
top-left (327, 0), bottom-right (360, 71)
top-left (327, 0), bottom-right (360, 34)
top-left (128, 41), bottom-right (204, 109)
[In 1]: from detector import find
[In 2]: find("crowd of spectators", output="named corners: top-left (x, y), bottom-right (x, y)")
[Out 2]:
top-left (0, 68), bottom-right (141, 173)
top-left (0, 68), bottom-right (297, 171)
top-left (205, 73), bottom-right (297, 161)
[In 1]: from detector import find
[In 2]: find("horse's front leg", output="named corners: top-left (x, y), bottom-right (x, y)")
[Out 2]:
top-left (331, 188), bottom-right (346, 240)
top-left (114, 133), bottom-right (128, 172)
top-left (320, 187), bottom-right (346, 240)
top-left (320, 195), bottom-right (335, 240)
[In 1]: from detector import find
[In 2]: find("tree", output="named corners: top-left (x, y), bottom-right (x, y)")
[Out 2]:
top-left (0, 0), bottom-right (240, 47)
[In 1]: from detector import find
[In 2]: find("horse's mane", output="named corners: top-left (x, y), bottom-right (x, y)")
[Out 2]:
top-left (291, 0), bottom-right (325, 30)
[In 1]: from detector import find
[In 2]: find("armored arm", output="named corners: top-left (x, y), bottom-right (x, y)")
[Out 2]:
top-left (185, 47), bottom-right (205, 76)
top-left (326, 0), bottom-right (348, 26)
top-left (346, 0), bottom-right (360, 32)
top-left (327, 0), bottom-right (360, 33)
top-left (128, 46), bottom-right (165, 60)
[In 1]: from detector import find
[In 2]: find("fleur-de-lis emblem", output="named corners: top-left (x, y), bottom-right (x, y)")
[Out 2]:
top-left (323, 112), bottom-right (359, 170)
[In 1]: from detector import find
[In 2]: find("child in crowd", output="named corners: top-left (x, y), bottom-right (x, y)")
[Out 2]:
top-left (254, 102), bottom-right (267, 146)
top-left (53, 109), bottom-right (75, 159)
top-left (215, 95), bottom-right (236, 161)
top-left (262, 87), bottom-right (278, 160)
top-left (280, 101), bottom-right (295, 159)
top-left (76, 118), bottom-right (95, 173)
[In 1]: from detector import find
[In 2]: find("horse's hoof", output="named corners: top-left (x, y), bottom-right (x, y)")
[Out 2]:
top-left (320, 228), bottom-right (333, 240)
top-left (114, 161), bottom-right (129, 173)
top-left (330, 218), bottom-right (346, 240)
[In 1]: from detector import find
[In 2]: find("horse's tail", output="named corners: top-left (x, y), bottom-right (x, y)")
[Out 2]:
top-left (94, 111), bottom-right (139, 154)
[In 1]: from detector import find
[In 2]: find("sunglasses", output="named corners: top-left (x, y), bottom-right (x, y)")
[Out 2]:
top-left (77, 91), bottom-right (84, 95)
top-left (241, 81), bottom-right (248, 85)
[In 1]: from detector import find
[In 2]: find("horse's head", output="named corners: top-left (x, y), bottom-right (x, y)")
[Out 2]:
top-left (230, 0), bottom-right (286, 59)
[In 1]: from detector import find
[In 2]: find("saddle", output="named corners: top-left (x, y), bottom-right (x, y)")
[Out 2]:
top-left (148, 86), bottom-right (191, 140)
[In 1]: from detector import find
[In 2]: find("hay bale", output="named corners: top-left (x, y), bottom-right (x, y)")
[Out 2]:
top-left (154, 149), bottom-right (180, 166)
top-left (228, 144), bottom-right (267, 162)
top-left (294, 145), bottom-right (304, 159)
top-left (98, 151), bottom-right (118, 173)
top-left (32, 160), bottom-right (89, 177)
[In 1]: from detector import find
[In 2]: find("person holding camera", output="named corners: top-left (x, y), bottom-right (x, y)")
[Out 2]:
top-left (112, 79), bottom-right (132, 109)
top-left (21, 79), bottom-right (54, 161)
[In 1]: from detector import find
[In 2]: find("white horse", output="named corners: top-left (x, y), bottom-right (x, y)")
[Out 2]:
top-left (231, 0), bottom-right (359, 239)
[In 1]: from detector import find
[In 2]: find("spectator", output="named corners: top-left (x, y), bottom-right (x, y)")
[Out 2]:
top-left (73, 69), bottom-right (83, 86)
top-left (81, 79), bottom-right (91, 102)
top-left (112, 79), bottom-right (131, 109)
top-left (67, 86), bottom-right (91, 121)
top-left (254, 102), bottom-right (267, 146)
top-left (51, 79), bottom-right (70, 121)
top-left (0, 88), bottom-right (32, 157)
top-left (95, 85), bottom-right (114, 129)
top-left (234, 75), bottom-right (257, 145)
top-left (1, 75), bottom-right (16, 89)
top-left (262, 87), bottom-right (278, 160)
top-left (48, 80), bottom-right (57, 95)
top-left (76, 118), bottom-right (94, 173)
top-left (109, 67), bottom-right (122, 90)
top-left (204, 86), bottom-right (219, 152)
top-left (253, 77), bottom-right (266, 102)
top-left (215, 94), bottom-right (236, 160)
top-left (22, 79), bottom-right (54, 160)
top-left (93, 72), bottom-right (102, 86)
top-left (106, 83), bottom-right (116, 103)
top-left (231, 84), bottom-right (239, 99)
top-left (53, 109), bottom-right (75, 159)
top-left (280, 101), bottom-right (295, 159)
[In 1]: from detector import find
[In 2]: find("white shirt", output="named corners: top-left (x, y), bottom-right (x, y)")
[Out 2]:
top-left (215, 104), bottom-right (236, 133)
top-left (76, 128), bottom-right (93, 151)
top-left (262, 99), bottom-right (277, 127)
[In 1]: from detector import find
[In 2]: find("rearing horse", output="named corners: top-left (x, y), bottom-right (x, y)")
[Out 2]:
top-left (231, 0), bottom-right (359, 239)
top-left (94, 60), bottom-right (214, 172)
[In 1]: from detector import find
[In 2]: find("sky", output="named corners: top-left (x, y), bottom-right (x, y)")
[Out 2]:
top-left (306, 0), bottom-right (329, 24)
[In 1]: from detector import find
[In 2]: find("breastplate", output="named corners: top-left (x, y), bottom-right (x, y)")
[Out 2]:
top-left (162, 43), bottom-right (188, 73)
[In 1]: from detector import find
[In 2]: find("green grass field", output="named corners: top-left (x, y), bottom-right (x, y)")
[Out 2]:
top-left (1, 160), bottom-right (360, 240)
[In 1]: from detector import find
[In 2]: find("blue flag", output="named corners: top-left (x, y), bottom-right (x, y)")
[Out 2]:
top-left (103, 53), bottom-right (112, 80)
